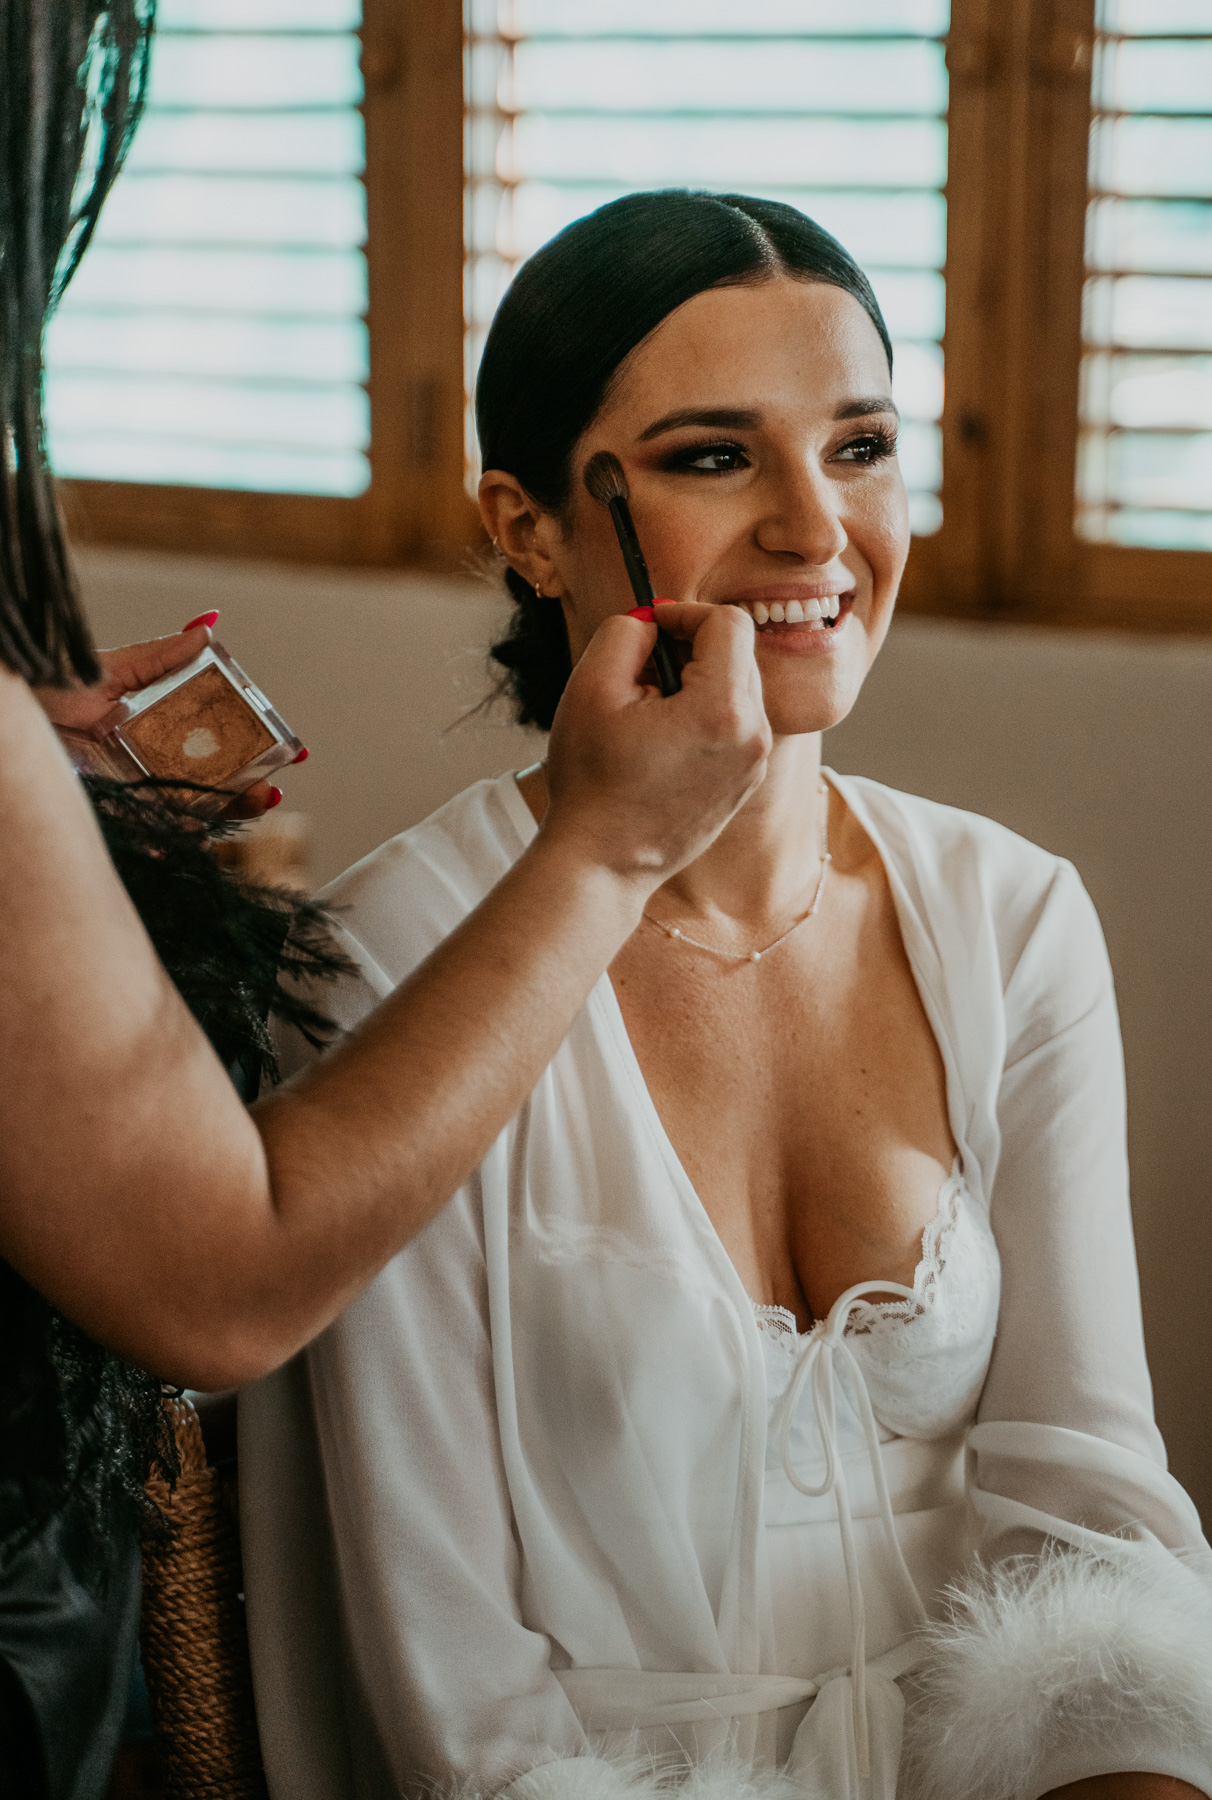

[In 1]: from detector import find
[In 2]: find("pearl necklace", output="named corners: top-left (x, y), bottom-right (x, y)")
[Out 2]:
top-left (644, 783), bottom-right (832, 965)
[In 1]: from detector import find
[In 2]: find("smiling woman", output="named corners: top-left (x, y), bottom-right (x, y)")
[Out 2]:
top-left (480, 192), bottom-right (899, 731)
top-left (240, 193), bottom-right (1212, 1800)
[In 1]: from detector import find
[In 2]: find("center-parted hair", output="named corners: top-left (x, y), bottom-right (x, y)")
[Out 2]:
top-left (476, 189), bottom-right (892, 729)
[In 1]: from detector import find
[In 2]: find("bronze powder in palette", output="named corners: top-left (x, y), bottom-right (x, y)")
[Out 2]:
top-left (59, 639), bottom-right (303, 807)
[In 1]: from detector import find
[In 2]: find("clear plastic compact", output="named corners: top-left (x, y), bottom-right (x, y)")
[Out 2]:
top-left (59, 638), bottom-right (304, 809)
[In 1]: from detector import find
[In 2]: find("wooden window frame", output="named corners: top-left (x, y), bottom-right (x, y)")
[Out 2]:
top-left (901, 0), bottom-right (1212, 633)
top-left (62, 0), bottom-right (1212, 634)
top-left (60, 1), bottom-right (479, 572)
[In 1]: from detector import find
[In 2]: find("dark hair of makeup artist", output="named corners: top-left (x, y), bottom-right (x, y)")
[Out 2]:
top-left (478, 189), bottom-right (893, 730)
top-left (0, 0), bottom-right (153, 686)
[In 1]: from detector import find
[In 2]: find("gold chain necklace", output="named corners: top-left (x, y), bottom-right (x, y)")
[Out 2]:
top-left (643, 783), bottom-right (831, 965)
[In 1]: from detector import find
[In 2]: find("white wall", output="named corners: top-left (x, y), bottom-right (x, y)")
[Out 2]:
top-left (77, 546), bottom-right (1212, 1525)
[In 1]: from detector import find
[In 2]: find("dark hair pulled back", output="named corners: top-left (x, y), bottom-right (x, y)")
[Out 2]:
top-left (479, 189), bottom-right (892, 730)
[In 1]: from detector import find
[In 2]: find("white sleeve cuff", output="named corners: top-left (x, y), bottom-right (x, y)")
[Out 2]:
top-left (899, 1540), bottom-right (1212, 1800)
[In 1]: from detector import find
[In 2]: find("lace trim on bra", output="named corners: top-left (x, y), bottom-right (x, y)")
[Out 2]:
top-left (751, 1167), bottom-right (965, 1353)
top-left (755, 1165), bottom-right (999, 1443)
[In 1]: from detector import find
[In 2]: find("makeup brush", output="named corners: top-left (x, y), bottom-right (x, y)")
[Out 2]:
top-left (582, 450), bottom-right (682, 697)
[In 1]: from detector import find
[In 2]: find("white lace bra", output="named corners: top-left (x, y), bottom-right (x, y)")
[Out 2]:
top-left (754, 1164), bottom-right (1001, 1477)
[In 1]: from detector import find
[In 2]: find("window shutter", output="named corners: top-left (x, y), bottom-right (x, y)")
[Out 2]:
top-left (44, 0), bottom-right (370, 499)
top-left (1078, 0), bottom-right (1212, 552)
top-left (464, 0), bottom-right (950, 535)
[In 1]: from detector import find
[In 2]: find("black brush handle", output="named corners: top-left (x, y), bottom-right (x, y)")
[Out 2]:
top-left (648, 628), bottom-right (683, 698)
top-left (607, 497), bottom-right (682, 697)
top-left (608, 496), bottom-right (654, 601)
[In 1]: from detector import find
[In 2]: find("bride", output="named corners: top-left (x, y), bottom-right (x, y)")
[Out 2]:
top-left (240, 191), bottom-right (1212, 1800)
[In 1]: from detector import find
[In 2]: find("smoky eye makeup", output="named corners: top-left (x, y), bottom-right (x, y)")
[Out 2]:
top-left (655, 438), bottom-right (752, 475)
top-left (650, 415), bottom-right (899, 476)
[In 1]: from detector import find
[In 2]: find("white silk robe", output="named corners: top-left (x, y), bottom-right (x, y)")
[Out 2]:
top-left (240, 771), bottom-right (1212, 1800)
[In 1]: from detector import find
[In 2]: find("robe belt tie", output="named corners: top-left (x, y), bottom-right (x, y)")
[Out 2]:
top-left (776, 1280), bottom-right (930, 1779)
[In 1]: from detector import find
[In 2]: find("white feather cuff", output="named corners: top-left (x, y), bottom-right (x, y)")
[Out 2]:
top-left (899, 1541), bottom-right (1212, 1800)
top-left (492, 1749), bottom-right (799, 1800)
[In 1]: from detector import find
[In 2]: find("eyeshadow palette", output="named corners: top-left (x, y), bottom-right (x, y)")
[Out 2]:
top-left (60, 639), bottom-right (303, 808)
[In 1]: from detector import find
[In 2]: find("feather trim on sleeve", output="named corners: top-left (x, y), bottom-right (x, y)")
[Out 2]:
top-left (898, 1541), bottom-right (1212, 1800)
top-left (484, 1747), bottom-right (800, 1800)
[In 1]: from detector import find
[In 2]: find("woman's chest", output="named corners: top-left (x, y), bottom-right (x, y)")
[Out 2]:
top-left (500, 1043), bottom-right (998, 1497)
top-left (609, 902), bottom-right (957, 1323)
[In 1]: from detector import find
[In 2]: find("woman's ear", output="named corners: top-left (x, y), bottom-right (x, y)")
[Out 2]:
top-left (478, 471), bottom-right (565, 599)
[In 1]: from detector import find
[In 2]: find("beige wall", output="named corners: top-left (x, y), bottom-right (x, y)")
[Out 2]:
top-left (77, 546), bottom-right (541, 890)
top-left (77, 546), bottom-right (1212, 1525)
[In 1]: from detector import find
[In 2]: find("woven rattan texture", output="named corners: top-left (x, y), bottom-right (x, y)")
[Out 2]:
top-left (141, 1397), bottom-right (268, 1800)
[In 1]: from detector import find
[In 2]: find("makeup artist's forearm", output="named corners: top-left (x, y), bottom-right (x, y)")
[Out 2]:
top-left (29, 833), bottom-right (645, 1388)
top-left (0, 672), bottom-right (649, 1382)
top-left (246, 834), bottom-right (648, 1356)
top-left (130, 840), bottom-right (645, 1383)
top-left (3, 599), bottom-right (767, 1379)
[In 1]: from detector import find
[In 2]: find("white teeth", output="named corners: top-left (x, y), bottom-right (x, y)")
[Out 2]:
top-left (741, 596), bottom-right (844, 625)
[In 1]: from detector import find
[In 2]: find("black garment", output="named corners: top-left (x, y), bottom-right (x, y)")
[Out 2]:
top-left (0, 781), bottom-right (350, 1798)
top-left (0, 1244), bottom-right (171, 1800)
top-left (0, 1514), bottom-right (140, 1800)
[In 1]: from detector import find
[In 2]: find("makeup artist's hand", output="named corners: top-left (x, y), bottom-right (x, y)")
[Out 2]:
top-left (34, 613), bottom-right (284, 818)
top-left (543, 599), bottom-right (769, 887)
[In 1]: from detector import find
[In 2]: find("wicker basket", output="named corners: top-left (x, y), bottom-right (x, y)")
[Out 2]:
top-left (140, 1396), bottom-right (268, 1800)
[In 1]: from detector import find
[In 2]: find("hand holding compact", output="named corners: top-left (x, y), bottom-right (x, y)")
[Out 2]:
top-left (35, 613), bottom-right (295, 818)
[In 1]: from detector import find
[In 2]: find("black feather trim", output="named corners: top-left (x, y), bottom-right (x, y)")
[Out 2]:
top-left (85, 777), bottom-right (352, 1085)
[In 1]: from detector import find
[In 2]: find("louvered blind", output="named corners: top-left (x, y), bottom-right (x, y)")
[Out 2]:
top-left (43, 0), bottom-right (370, 498)
top-left (1078, 0), bottom-right (1212, 550)
top-left (465, 0), bottom-right (949, 535)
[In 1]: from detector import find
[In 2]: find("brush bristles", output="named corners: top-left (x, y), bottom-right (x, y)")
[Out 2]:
top-left (583, 450), bottom-right (630, 507)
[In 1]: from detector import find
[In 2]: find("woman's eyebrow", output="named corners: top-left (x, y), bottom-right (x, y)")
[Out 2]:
top-left (636, 407), bottom-right (763, 442)
top-left (636, 398), bottom-right (899, 441)
top-left (835, 396), bottom-right (899, 420)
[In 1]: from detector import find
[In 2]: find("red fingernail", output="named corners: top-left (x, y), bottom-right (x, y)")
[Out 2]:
top-left (626, 605), bottom-right (655, 622)
top-left (291, 746), bottom-right (309, 764)
top-left (183, 611), bottom-right (219, 631)
top-left (652, 596), bottom-right (674, 606)
top-left (266, 786), bottom-right (283, 809)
